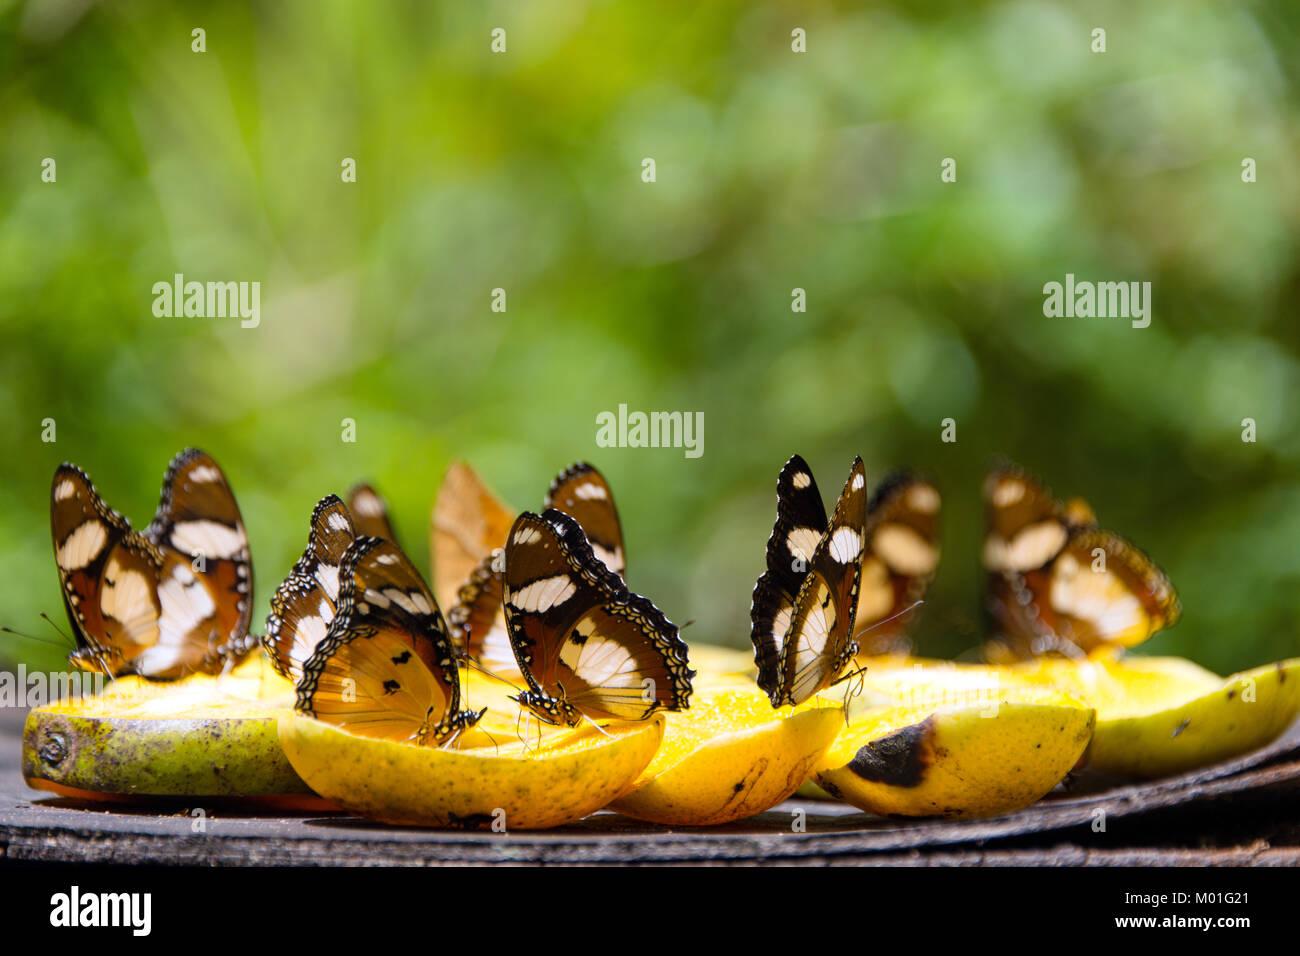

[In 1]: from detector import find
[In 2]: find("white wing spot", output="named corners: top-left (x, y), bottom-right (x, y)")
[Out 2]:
top-left (58, 521), bottom-right (108, 570)
top-left (828, 527), bottom-right (863, 564)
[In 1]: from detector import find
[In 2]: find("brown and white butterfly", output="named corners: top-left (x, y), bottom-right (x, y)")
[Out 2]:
top-left (750, 455), bottom-right (869, 707)
top-left (502, 509), bottom-right (690, 726)
top-left (296, 534), bottom-right (484, 745)
top-left (853, 471), bottom-right (942, 657)
top-left (982, 464), bottom-right (1180, 662)
top-left (50, 448), bottom-right (254, 680)
top-left (445, 463), bottom-right (626, 678)
top-left (264, 495), bottom-right (358, 683)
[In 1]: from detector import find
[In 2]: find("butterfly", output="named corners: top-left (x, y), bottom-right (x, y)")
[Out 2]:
top-left (296, 534), bottom-right (484, 745)
top-left (750, 455), bottom-right (869, 707)
top-left (501, 509), bottom-right (691, 726)
top-left (982, 463), bottom-right (1181, 662)
top-left (430, 461), bottom-right (516, 613)
top-left (446, 463), bottom-right (626, 677)
top-left (50, 448), bottom-right (254, 680)
top-left (264, 495), bottom-right (358, 683)
top-left (853, 471), bottom-right (942, 657)
top-left (346, 483), bottom-right (399, 544)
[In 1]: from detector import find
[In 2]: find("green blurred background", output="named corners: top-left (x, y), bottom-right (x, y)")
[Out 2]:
top-left (2, 0), bottom-right (1297, 677)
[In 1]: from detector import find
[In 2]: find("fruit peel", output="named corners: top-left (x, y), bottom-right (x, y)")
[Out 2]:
top-left (22, 660), bottom-right (315, 802)
top-left (611, 688), bottom-right (843, 826)
top-left (813, 698), bottom-right (1096, 819)
top-left (278, 712), bottom-right (663, 829)
top-left (1078, 658), bottom-right (1300, 779)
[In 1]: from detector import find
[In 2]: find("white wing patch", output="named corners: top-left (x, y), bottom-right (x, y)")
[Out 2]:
top-left (508, 574), bottom-right (577, 612)
top-left (512, 526), bottom-right (542, 546)
top-left (786, 527), bottom-right (822, 564)
top-left (170, 520), bottom-right (247, 560)
top-left (574, 483), bottom-right (608, 500)
top-left (54, 479), bottom-right (78, 502)
top-left (100, 560), bottom-right (159, 646)
top-left (983, 520), bottom-right (1068, 573)
top-left (872, 523), bottom-right (938, 576)
top-left (828, 527), bottom-right (863, 564)
top-left (57, 521), bottom-right (108, 570)
top-left (791, 471), bottom-right (812, 490)
top-left (591, 543), bottom-right (624, 573)
top-left (560, 632), bottom-right (638, 688)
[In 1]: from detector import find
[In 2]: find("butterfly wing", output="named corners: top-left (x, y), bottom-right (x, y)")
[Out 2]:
top-left (447, 550), bottom-right (520, 676)
top-left (52, 465), bottom-right (164, 676)
top-left (503, 510), bottom-right (692, 725)
top-left (143, 448), bottom-right (255, 666)
top-left (297, 536), bottom-right (481, 745)
top-left (544, 463), bottom-right (625, 576)
top-left (431, 461), bottom-right (516, 612)
top-left (264, 495), bottom-right (357, 682)
top-left (983, 464), bottom-right (1180, 660)
top-left (750, 454), bottom-right (829, 699)
top-left (775, 457), bottom-right (868, 706)
top-left (853, 471), bottom-right (941, 656)
top-left (347, 483), bottom-right (399, 544)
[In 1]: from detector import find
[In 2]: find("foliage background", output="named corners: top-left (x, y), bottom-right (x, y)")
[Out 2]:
top-left (2, 1), bottom-right (1298, 676)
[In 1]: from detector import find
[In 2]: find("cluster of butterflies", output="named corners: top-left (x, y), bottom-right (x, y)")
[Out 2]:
top-left (46, 448), bottom-right (1180, 745)
top-left (747, 454), bottom-right (1181, 706)
top-left (48, 450), bottom-right (693, 746)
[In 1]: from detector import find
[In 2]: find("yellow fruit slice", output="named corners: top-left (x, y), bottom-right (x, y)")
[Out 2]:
top-left (278, 713), bottom-right (663, 829)
top-left (1015, 656), bottom-right (1300, 779)
top-left (610, 687), bottom-right (843, 826)
top-left (687, 642), bottom-right (758, 681)
top-left (813, 687), bottom-right (1095, 818)
top-left (22, 656), bottom-right (320, 806)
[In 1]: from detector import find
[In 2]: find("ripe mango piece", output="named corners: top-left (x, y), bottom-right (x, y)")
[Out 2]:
top-left (278, 713), bottom-right (663, 829)
top-left (813, 690), bottom-right (1095, 819)
top-left (610, 687), bottom-right (843, 826)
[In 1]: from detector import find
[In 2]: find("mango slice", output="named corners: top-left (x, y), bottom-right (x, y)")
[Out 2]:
top-left (22, 656), bottom-right (318, 805)
top-left (813, 690), bottom-right (1095, 818)
top-left (278, 713), bottom-right (663, 829)
top-left (1013, 656), bottom-right (1300, 778)
top-left (610, 687), bottom-right (843, 826)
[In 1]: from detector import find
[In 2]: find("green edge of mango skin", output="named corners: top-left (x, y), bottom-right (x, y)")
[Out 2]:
top-left (813, 701), bottom-right (1096, 819)
top-left (611, 703), bottom-right (843, 827)
top-left (22, 708), bottom-right (314, 799)
top-left (1086, 658), bottom-right (1300, 779)
top-left (278, 712), bottom-right (663, 830)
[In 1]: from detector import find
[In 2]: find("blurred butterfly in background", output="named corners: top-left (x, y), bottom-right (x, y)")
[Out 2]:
top-left (50, 448), bottom-right (255, 680)
top-left (853, 471), bottom-right (942, 657)
top-left (264, 495), bottom-right (357, 684)
top-left (296, 534), bottom-right (484, 745)
top-left (430, 461), bottom-right (516, 613)
top-left (502, 509), bottom-right (691, 727)
top-left (982, 463), bottom-right (1180, 662)
top-left (750, 455), bottom-right (869, 707)
top-left (440, 462), bottom-right (627, 678)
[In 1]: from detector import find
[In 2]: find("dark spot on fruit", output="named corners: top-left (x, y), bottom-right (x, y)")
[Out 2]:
top-left (845, 715), bottom-right (937, 789)
top-left (40, 731), bottom-right (68, 766)
top-left (1171, 717), bottom-right (1191, 739)
top-left (1227, 689), bottom-right (1235, 700)
top-left (733, 781), bottom-right (744, 794)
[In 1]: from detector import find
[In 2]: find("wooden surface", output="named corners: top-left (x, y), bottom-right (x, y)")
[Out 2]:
top-left (2, 707), bottom-right (1299, 865)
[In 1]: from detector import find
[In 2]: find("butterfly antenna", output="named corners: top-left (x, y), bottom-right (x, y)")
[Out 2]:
top-left (679, 619), bottom-right (696, 630)
top-left (460, 655), bottom-right (527, 695)
top-left (40, 612), bottom-right (78, 648)
top-left (852, 600), bottom-right (924, 642)
top-left (1, 626), bottom-right (71, 651)
top-left (581, 713), bottom-right (614, 740)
